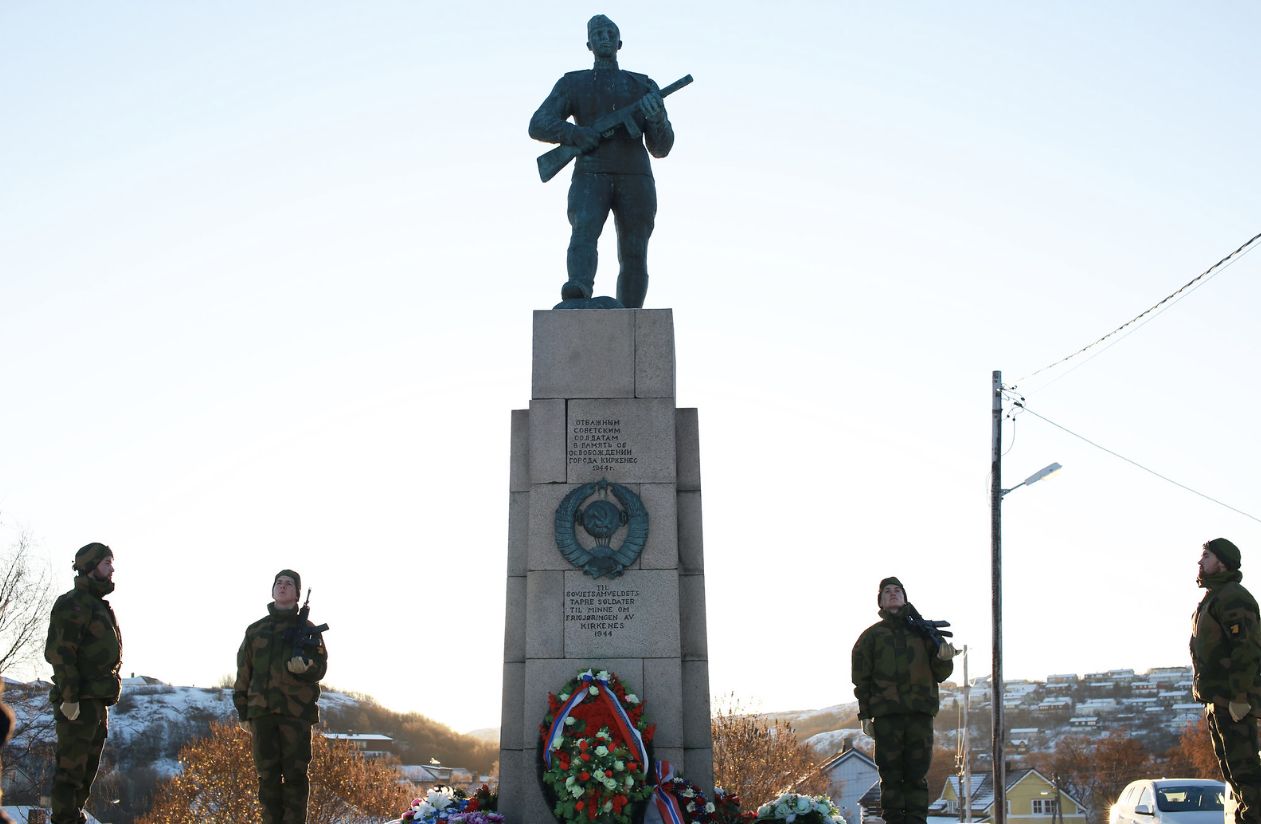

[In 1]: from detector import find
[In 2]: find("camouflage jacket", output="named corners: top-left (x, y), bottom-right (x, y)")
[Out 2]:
top-left (1191, 570), bottom-right (1261, 705)
top-left (852, 607), bottom-right (953, 719)
top-left (234, 603), bottom-right (328, 723)
top-left (44, 575), bottom-right (123, 705)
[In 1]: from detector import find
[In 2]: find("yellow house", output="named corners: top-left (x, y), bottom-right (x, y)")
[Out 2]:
top-left (931, 768), bottom-right (1088, 824)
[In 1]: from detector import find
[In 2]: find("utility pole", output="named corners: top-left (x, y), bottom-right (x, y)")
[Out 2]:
top-left (962, 645), bottom-right (972, 823)
top-left (991, 370), bottom-right (1006, 824)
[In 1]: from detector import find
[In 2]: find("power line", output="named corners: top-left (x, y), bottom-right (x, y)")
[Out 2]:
top-left (1012, 401), bottom-right (1261, 525)
top-left (1014, 229), bottom-right (1261, 387)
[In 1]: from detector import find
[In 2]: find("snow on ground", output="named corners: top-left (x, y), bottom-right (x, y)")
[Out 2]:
top-left (807, 727), bottom-right (871, 755)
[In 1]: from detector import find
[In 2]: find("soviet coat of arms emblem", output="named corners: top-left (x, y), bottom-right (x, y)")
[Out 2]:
top-left (554, 478), bottom-right (649, 579)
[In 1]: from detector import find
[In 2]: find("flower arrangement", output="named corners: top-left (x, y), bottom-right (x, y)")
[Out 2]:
top-left (754, 793), bottom-right (845, 824)
top-left (402, 787), bottom-right (470, 824)
top-left (463, 784), bottom-right (499, 813)
top-left (711, 788), bottom-right (756, 824)
top-left (539, 669), bottom-right (656, 824)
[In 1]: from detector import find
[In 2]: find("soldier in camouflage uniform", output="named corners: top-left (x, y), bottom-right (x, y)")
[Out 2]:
top-left (44, 543), bottom-right (122, 824)
top-left (852, 577), bottom-right (956, 824)
top-left (1190, 538), bottom-right (1261, 824)
top-left (235, 569), bottom-right (328, 824)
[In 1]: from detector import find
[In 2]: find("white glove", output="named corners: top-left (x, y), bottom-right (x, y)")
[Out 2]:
top-left (1229, 700), bottom-right (1251, 722)
top-left (286, 656), bottom-right (312, 674)
top-left (861, 718), bottom-right (874, 737)
top-left (60, 701), bottom-right (80, 721)
top-left (937, 642), bottom-right (958, 660)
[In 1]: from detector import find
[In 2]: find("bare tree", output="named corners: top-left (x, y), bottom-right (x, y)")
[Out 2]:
top-left (0, 526), bottom-right (53, 673)
top-left (711, 696), bottom-right (830, 809)
top-left (1, 523), bottom-right (57, 800)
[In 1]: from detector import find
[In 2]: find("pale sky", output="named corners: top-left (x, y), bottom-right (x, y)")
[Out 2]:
top-left (2, 2), bottom-right (1259, 734)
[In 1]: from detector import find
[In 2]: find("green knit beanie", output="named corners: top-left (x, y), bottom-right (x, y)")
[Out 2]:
top-left (73, 543), bottom-right (113, 574)
top-left (1206, 538), bottom-right (1241, 571)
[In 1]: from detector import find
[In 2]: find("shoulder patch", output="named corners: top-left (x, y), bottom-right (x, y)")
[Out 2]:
top-left (1230, 622), bottom-right (1243, 636)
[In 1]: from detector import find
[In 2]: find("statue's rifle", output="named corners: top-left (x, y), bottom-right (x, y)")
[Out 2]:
top-left (537, 74), bottom-right (693, 183)
top-left (903, 603), bottom-right (953, 651)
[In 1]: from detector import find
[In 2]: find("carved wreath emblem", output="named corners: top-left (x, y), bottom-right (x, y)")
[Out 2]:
top-left (554, 479), bottom-right (649, 579)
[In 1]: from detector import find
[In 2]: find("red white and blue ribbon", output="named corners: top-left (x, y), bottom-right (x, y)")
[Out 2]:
top-left (543, 671), bottom-right (648, 773)
top-left (646, 761), bottom-right (686, 824)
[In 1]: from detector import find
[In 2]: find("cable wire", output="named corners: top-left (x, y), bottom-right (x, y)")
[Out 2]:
top-left (1014, 230), bottom-right (1261, 387)
top-left (1014, 401), bottom-right (1261, 525)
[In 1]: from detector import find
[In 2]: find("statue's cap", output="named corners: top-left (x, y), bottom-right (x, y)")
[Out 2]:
top-left (588, 14), bottom-right (619, 37)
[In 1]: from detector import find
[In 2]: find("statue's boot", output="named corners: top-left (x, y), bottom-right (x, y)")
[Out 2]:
top-left (561, 280), bottom-right (593, 300)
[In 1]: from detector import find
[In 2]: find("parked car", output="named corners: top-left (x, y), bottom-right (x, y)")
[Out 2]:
top-left (1110, 779), bottom-right (1226, 824)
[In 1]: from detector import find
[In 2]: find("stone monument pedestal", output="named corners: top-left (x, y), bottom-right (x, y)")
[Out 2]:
top-left (499, 309), bottom-right (712, 824)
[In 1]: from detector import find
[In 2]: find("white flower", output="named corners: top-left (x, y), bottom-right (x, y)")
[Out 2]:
top-left (559, 693), bottom-right (570, 701)
top-left (706, 803), bottom-right (716, 813)
top-left (604, 778), bottom-right (618, 790)
top-left (625, 776), bottom-right (635, 788)
top-left (625, 693), bottom-right (640, 704)
top-left (603, 802), bottom-right (613, 813)
top-left (776, 803), bottom-right (790, 817)
top-left (757, 805), bottom-right (772, 818)
top-left (589, 686), bottom-right (600, 696)
top-left (614, 760), bottom-right (625, 771)
top-left (680, 788), bottom-right (694, 798)
top-left (551, 737), bottom-right (563, 751)
top-left (565, 717), bottom-right (576, 726)
top-left (595, 745), bottom-right (609, 757)
top-left (570, 786), bottom-right (584, 798)
top-left (797, 797), bottom-right (811, 813)
top-left (786, 814), bottom-right (797, 823)
top-left (596, 670), bottom-right (611, 680)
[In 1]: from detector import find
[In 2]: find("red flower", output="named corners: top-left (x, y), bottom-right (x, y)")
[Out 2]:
top-left (581, 752), bottom-right (592, 762)
top-left (575, 801), bottom-right (585, 812)
top-left (604, 769), bottom-right (613, 778)
top-left (627, 761), bottom-right (639, 772)
top-left (578, 739), bottom-right (589, 751)
top-left (580, 771), bottom-right (591, 781)
top-left (586, 803), bottom-right (598, 820)
top-left (466, 799), bottom-right (481, 812)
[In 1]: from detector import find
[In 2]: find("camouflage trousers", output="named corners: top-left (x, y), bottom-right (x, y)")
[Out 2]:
top-left (251, 714), bottom-right (314, 824)
top-left (873, 712), bottom-right (935, 824)
top-left (51, 699), bottom-right (109, 824)
top-left (1207, 703), bottom-right (1261, 824)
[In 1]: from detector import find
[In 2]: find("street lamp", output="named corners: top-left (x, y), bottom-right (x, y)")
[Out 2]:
top-left (991, 370), bottom-right (1062, 824)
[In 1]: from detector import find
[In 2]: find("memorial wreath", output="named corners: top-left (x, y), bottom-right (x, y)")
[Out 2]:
top-left (538, 669), bottom-right (656, 824)
top-left (753, 793), bottom-right (846, 824)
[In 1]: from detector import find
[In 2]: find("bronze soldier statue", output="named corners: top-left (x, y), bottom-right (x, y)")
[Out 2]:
top-left (235, 569), bottom-right (328, 824)
top-left (44, 543), bottom-right (122, 824)
top-left (1191, 538), bottom-right (1261, 824)
top-left (852, 577), bottom-right (957, 824)
top-left (530, 14), bottom-right (676, 309)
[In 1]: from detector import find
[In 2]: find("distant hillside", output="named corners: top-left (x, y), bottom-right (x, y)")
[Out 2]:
top-left (3, 675), bottom-right (496, 823)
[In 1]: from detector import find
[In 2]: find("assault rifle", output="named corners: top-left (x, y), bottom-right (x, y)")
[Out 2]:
top-left (904, 603), bottom-right (952, 651)
top-left (285, 590), bottom-right (330, 661)
top-left (536, 74), bottom-right (694, 183)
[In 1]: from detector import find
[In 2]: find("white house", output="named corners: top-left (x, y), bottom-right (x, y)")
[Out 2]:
top-left (818, 746), bottom-right (879, 824)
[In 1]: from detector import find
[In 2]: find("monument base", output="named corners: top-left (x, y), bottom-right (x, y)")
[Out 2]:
top-left (499, 309), bottom-right (712, 824)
